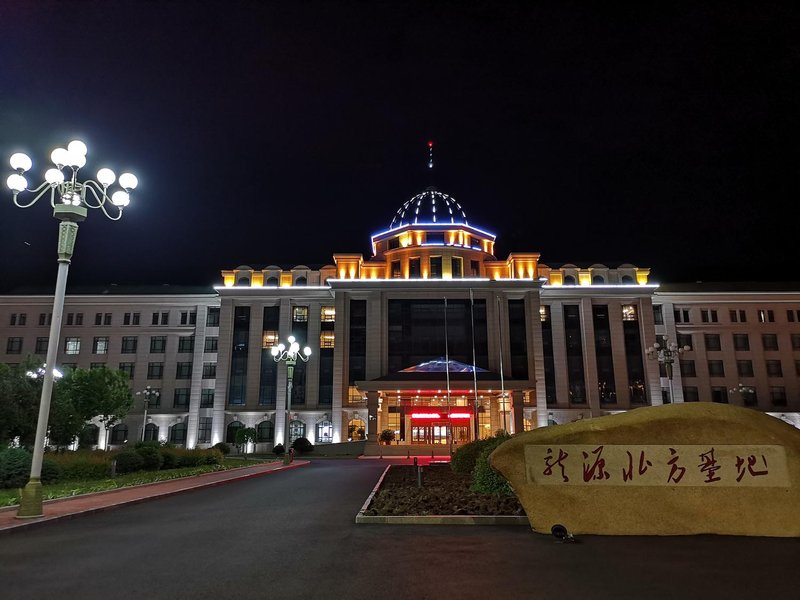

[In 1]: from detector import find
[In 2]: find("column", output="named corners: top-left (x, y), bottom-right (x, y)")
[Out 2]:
top-left (186, 304), bottom-right (208, 448)
top-left (608, 300), bottom-right (631, 407)
top-left (639, 296), bottom-right (663, 405)
top-left (511, 390), bottom-right (524, 434)
top-left (305, 303), bottom-right (322, 407)
top-left (580, 298), bottom-right (601, 417)
top-left (212, 298), bottom-right (233, 446)
top-left (331, 292), bottom-right (348, 443)
top-left (528, 291), bottom-right (549, 427)
top-left (550, 302), bottom-right (569, 407)
top-left (366, 391), bottom-right (379, 442)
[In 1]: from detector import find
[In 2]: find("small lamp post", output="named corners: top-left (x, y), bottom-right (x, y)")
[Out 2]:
top-left (8, 141), bottom-right (136, 518)
top-left (135, 386), bottom-right (160, 442)
top-left (646, 336), bottom-right (691, 405)
top-left (730, 383), bottom-right (755, 406)
top-left (271, 336), bottom-right (311, 460)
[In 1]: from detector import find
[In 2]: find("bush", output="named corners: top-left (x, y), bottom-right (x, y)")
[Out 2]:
top-left (160, 449), bottom-right (179, 469)
top-left (41, 458), bottom-right (63, 484)
top-left (135, 445), bottom-right (164, 471)
top-left (272, 443), bottom-right (285, 456)
top-left (204, 449), bottom-right (223, 465)
top-left (471, 435), bottom-right (513, 496)
top-left (451, 438), bottom-right (497, 475)
top-left (379, 429), bottom-right (395, 445)
top-left (114, 450), bottom-right (144, 474)
top-left (291, 437), bottom-right (314, 454)
top-left (134, 440), bottom-right (163, 450)
top-left (0, 448), bottom-right (32, 489)
top-left (212, 442), bottom-right (231, 455)
top-left (47, 450), bottom-right (112, 480)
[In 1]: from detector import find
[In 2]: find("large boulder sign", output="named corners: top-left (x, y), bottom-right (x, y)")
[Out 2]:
top-left (489, 403), bottom-right (800, 536)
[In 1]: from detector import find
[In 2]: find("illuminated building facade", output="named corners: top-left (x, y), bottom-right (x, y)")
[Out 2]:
top-left (2, 187), bottom-right (799, 452)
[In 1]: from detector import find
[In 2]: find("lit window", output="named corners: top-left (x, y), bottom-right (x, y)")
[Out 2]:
top-left (622, 305), bottom-right (637, 321)
top-left (539, 305), bottom-right (549, 322)
top-left (262, 330), bottom-right (279, 349)
top-left (93, 337), bottom-right (109, 355)
top-left (320, 306), bottom-right (336, 322)
top-left (293, 306), bottom-right (308, 322)
top-left (320, 331), bottom-right (335, 349)
top-left (64, 337), bottom-right (81, 355)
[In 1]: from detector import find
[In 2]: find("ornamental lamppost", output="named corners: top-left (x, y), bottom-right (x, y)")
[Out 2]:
top-left (646, 336), bottom-right (691, 405)
top-left (730, 383), bottom-right (755, 406)
top-left (7, 141), bottom-right (136, 518)
top-left (135, 386), bottom-right (160, 442)
top-left (270, 335), bottom-right (311, 456)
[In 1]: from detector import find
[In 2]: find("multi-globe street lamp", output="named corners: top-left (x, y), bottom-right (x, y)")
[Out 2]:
top-left (7, 141), bottom-right (136, 518)
top-left (730, 382), bottom-right (755, 406)
top-left (135, 386), bottom-right (160, 442)
top-left (270, 335), bottom-right (311, 458)
top-left (646, 336), bottom-right (691, 405)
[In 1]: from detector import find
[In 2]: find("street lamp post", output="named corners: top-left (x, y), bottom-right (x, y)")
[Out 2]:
top-left (8, 141), bottom-right (136, 518)
top-left (730, 383), bottom-right (755, 406)
top-left (646, 336), bottom-right (691, 405)
top-left (135, 386), bottom-right (160, 442)
top-left (271, 335), bottom-right (311, 461)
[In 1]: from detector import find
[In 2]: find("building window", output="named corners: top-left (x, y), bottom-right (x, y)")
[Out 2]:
top-left (228, 306), bottom-right (250, 406)
top-left (388, 237), bottom-right (400, 250)
top-left (674, 309), bottom-right (690, 323)
top-left (762, 334), bottom-right (779, 351)
top-left (429, 256), bottom-right (442, 278)
top-left (621, 305), bottom-right (637, 321)
top-left (391, 260), bottom-right (402, 278)
top-left (470, 260), bottom-right (480, 277)
top-left (6, 337), bottom-right (22, 354)
top-left (741, 388), bottom-right (757, 407)
top-left (202, 362), bottom-right (217, 378)
top-left (145, 388), bottom-right (161, 407)
top-left (123, 312), bottom-right (141, 326)
top-left (708, 360), bottom-right (725, 377)
top-left (178, 336), bottom-right (194, 353)
top-left (200, 389), bottom-right (214, 408)
top-left (257, 420), bottom-right (274, 443)
top-left (769, 386), bottom-right (787, 406)
top-left (733, 334), bottom-right (750, 351)
top-left (66, 313), bottom-right (74, 326)
top-left (704, 334), bottom-right (721, 352)
top-left (180, 311), bottom-right (197, 325)
top-left (683, 386), bottom-right (699, 402)
top-left (64, 337), bottom-right (81, 355)
top-left (426, 232), bottom-right (445, 244)
top-left (92, 337), bottom-right (109, 354)
top-left (206, 307), bottom-right (220, 327)
top-left (118, 362), bottom-right (135, 379)
top-left (316, 420), bottom-right (333, 444)
top-left (409, 257), bottom-right (421, 278)
top-left (90, 362), bottom-right (105, 370)
top-left (677, 334), bottom-right (692, 349)
top-left (766, 360), bottom-right (783, 377)
top-left (652, 305), bottom-right (663, 325)
top-left (292, 306), bottom-right (308, 322)
top-left (110, 424), bottom-right (128, 444)
top-left (758, 309), bottom-right (775, 323)
top-left (226, 421), bottom-right (243, 444)
top-left (150, 336), bottom-right (167, 353)
top-left (147, 362), bottom-right (164, 379)
top-left (737, 360), bottom-right (754, 377)
top-left (198, 417), bottom-right (212, 444)
top-left (788, 309), bottom-right (800, 323)
top-left (320, 306), bottom-right (336, 323)
top-left (103, 313), bottom-right (112, 326)
top-left (35, 337), bottom-right (48, 354)
top-left (679, 360), bottom-right (696, 377)
top-left (711, 387), bottom-right (728, 403)
top-left (176, 362), bottom-right (192, 379)
top-left (38, 313), bottom-right (48, 326)
top-left (95, 313), bottom-right (102, 326)
top-left (173, 388), bottom-right (190, 409)
top-left (121, 336), bottom-right (138, 354)
top-left (791, 334), bottom-right (800, 350)
top-left (451, 256), bottom-right (463, 278)
top-left (262, 330), bottom-right (279, 349)
top-left (170, 422), bottom-right (187, 444)
top-left (152, 312), bottom-right (169, 326)
top-left (320, 331), bottom-right (335, 349)
top-left (729, 309), bottom-right (746, 323)
top-left (204, 336), bottom-right (219, 353)
top-left (700, 309), bottom-right (718, 323)
top-left (564, 305), bottom-right (588, 404)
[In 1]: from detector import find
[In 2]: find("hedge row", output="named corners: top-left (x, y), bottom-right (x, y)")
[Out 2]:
top-left (450, 432), bottom-right (513, 496)
top-left (114, 443), bottom-right (224, 474)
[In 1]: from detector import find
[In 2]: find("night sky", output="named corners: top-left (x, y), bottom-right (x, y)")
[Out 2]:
top-left (1, 2), bottom-right (798, 292)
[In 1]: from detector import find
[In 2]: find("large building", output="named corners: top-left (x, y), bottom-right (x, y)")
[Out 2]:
top-left (2, 185), bottom-right (799, 453)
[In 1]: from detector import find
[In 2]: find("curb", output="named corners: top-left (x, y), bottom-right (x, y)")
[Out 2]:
top-left (354, 465), bottom-right (530, 526)
top-left (0, 461), bottom-right (309, 536)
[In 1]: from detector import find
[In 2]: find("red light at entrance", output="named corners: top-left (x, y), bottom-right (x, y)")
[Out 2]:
top-left (411, 412), bottom-right (442, 419)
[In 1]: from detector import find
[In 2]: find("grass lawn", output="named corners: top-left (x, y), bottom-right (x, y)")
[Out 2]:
top-left (0, 457), bottom-right (274, 508)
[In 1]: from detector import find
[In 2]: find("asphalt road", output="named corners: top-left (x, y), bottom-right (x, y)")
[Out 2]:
top-left (1, 459), bottom-right (796, 600)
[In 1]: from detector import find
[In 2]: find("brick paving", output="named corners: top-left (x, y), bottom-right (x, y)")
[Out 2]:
top-left (0, 459), bottom-right (308, 535)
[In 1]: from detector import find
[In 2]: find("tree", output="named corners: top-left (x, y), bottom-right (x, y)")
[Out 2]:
top-left (58, 367), bottom-right (133, 449)
top-left (234, 427), bottom-right (257, 455)
top-left (379, 429), bottom-right (396, 445)
top-left (0, 360), bottom-right (40, 447)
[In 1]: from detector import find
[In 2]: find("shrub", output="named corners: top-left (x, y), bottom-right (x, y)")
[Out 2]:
top-left (272, 443), bottom-right (285, 456)
top-left (114, 450), bottom-right (144, 474)
top-left (451, 438), bottom-right (496, 475)
top-left (204, 449), bottom-right (224, 465)
top-left (471, 435), bottom-right (513, 496)
top-left (0, 448), bottom-right (32, 489)
top-left (160, 449), bottom-right (179, 469)
top-left (41, 458), bottom-right (63, 484)
top-left (379, 429), bottom-right (395, 445)
top-left (212, 442), bottom-right (231, 455)
top-left (47, 450), bottom-right (112, 480)
top-left (135, 445), bottom-right (164, 471)
top-left (134, 440), bottom-right (163, 450)
top-left (291, 437), bottom-right (314, 454)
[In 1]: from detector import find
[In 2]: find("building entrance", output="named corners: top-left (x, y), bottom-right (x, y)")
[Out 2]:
top-left (409, 420), bottom-right (472, 445)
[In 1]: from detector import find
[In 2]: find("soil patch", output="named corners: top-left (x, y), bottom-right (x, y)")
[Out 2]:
top-left (364, 465), bottom-right (525, 516)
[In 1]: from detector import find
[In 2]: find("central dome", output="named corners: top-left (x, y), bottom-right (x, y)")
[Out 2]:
top-left (389, 187), bottom-right (468, 229)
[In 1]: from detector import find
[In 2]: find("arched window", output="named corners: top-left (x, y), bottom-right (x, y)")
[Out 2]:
top-left (237, 276), bottom-right (249, 286)
top-left (144, 423), bottom-right (159, 441)
top-left (316, 420), bottom-right (333, 444)
top-left (257, 420), bottom-right (274, 443)
top-left (592, 275), bottom-right (605, 284)
top-left (348, 418), bottom-right (366, 441)
top-left (110, 424), bottom-right (128, 444)
top-left (226, 421), bottom-right (244, 444)
top-left (266, 276), bottom-right (279, 286)
top-left (79, 424), bottom-right (100, 447)
top-left (289, 420), bottom-right (306, 445)
top-left (621, 275), bottom-right (634, 284)
top-left (563, 275), bottom-right (576, 285)
top-left (294, 276), bottom-right (307, 286)
top-left (170, 422), bottom-right (187, 444)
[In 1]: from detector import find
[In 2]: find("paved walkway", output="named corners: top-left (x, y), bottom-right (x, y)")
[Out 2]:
top-left (0, 460), bottom-right (308, 535)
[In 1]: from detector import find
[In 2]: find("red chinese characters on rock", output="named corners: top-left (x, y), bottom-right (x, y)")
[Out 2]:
top-left (543, 447), bottom-right (570, 482)
top-left (582, 445), bottom-right (611, 482)
top-left (698, 448), bottom-right (722, 483)
top-left (622, 450), bottom-right (652, 482)
top-left (667, 447), bottom-right (687, 483)
top-left (735, 454), bottom-right (769, 482)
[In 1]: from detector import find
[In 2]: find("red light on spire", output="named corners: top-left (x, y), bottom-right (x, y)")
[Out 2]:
top-left (428, 140), bottom-right (434, 148)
